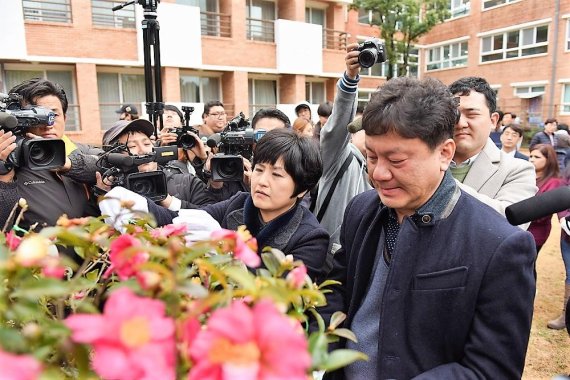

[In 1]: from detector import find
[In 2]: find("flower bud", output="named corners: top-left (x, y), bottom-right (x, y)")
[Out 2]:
top-left (22, 323), bottom-right (41, 339)
top-left (18, 198), bottom-right (28, 209)
top-left (14, 235), bottom-right (50, 267)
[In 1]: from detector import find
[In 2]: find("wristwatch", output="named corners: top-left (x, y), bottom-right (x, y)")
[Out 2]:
top-left (0, 160), bottom-right (14, 175)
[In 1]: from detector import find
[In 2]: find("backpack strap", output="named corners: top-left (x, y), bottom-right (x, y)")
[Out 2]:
top-left (316, 152), bottom-right (355, 222)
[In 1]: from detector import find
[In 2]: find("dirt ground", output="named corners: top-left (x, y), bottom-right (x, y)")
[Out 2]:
top-left (523, 217), bottom-right (570, 378)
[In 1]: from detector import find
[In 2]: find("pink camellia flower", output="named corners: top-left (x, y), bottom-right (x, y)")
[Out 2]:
top-left (189, 299), bottom-right (310, 380)
top-left (5, 231), bottom-right (22, 251)
top-left (41, 257), bottom-right (66, 279)
top-left (211, 227), bottom-right (260, 268)
top-left (286, 264), bottom-right (308, 289)
top-left (65, 287), bottom-right (176, 380)
top-left (0, 348), bottom-right (43, 380)
top-left (151, 224), bottom-right (187, 240)
top-left (103, 234), bottom-right (149, 280)
top-left (178, 316), bottom-right (201, 360)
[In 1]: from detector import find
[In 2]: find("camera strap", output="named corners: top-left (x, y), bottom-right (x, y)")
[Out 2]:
top-left (315, 152), bottom-right (355, 223)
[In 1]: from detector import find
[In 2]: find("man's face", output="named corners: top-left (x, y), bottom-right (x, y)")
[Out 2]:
top-left (319, 115), bottom-right (329, 127)
top-left (500, 127), bottom-right (521, 152)
top-left (502, 113), bottom-right (513, 126)
top-left (204, 106), bottom-right (227, 133)
top-left (27, 95), bottom-right (65, 139)
top-left (117, 131), bottom-right (157, 172)
top-left (162, 110), bottom-right (183, 131)
top-left (453, 91), bottom-right (498, 164)
top-left (366, 131), bottom-right (454, 222)
top-left (545, 122), bottom-right (557, 134)
top-left (254, 117), bottom-right (286, 132)
top-left (297, 107), bottom-right (311, 121)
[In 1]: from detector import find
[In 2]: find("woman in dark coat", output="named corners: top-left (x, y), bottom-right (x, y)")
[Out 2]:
top-left (202, 129), bottom-right (329, 282)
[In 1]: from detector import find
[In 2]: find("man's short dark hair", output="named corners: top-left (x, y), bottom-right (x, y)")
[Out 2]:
top-left (251, 108), bottom-right (291, 130)
top-left (503, 111), bottom-right (516, 119)
top-left (449, 76), bottom-right (497, 114)
top-left (9, 78), bottom-right (69, 115)
top-left (317, 101), bottom-right (333, 118)
top-left (362, 76), bottom-right (457, 150)
top-left (253, 128), bottom-right (322, 197)
top-left (502, 124), bottom-right (524, 138)
top-left (545, 118), bottom-right (558, 124)
top-left (164, 104), bottom-right (184, 124)
top-left (202, 100), bottom-right (224, 118)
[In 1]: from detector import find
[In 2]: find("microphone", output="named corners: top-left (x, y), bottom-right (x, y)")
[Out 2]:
top-left (207, 133), bottom-right (221, 148)
top-left (0, 111), bottom-right (18, 129)
top-left (505, 186), bottom-right (570, 225)
top-left (347, 117), bottom-right (363, 134)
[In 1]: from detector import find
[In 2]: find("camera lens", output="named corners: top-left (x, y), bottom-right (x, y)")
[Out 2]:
top-left (179, 134), bottom-right (196, 150)
top-left (219, 159), bottom-right (241, 179)
top-left (28, 141), bottom-right (56, 167)
top-left (358, 48), bottom-right (378, 69)
top-left (130, 178), bottom-right (154, 196)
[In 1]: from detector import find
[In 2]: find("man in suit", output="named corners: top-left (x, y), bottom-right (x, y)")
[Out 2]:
top-left (449, 77), bottom-right (536, 226)
top-left (319, 76), bottom-right (536, 379)
top-left (500, 124), bottom-right (529, 160)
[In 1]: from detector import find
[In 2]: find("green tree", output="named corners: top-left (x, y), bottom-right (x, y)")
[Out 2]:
top-left (354, 0), bottom-right (450, 79)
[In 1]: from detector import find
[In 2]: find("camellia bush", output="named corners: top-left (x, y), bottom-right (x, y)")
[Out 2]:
top-left (0, 202), bottom-right (366, 380)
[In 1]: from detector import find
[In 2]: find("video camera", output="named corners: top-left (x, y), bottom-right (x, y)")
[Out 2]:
top-left (207, 112), bottom-right (255, 181)
top-left (357, 38), bottom-right (386, 68)
top-left (0, 93), bottom-right (66, 170)
top-left (172, 106), bottom-right (200, 150)
top-left (97, 145), bottom-right (177, 202)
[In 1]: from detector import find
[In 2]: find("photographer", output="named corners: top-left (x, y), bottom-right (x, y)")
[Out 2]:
top-left (201, 128), bottom-right (329, 282)
top-left (157, 104), bottom-right (209, 181)
top-left (198, 100), bottom-right (227, 137)
top-left (0, 78), bottom-right (102, 230)
top-left (100, 119), bottom-right (215, 212)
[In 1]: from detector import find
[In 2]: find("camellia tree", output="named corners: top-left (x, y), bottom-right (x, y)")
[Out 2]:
top-left (0, 200), bottom-right (366, 380)
top-left (353, 0), bottom-right (450, 79)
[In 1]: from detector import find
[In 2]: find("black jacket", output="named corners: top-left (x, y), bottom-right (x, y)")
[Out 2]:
top-left (163, 163), bottom-right (216, 208)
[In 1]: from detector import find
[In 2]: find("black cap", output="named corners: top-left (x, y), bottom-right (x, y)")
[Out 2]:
top-left (103, 119), bottom-right (154, 146)
top-left (115, 104), bottom-right (139, 115)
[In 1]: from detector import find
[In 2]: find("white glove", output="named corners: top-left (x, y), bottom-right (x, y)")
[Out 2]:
top-left (99, 186), bottom-right (149, 232)
top-left (173, 209), bottom-right (222, 243)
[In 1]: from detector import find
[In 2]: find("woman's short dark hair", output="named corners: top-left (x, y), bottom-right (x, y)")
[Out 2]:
top-left (362, 76), bottom-right (457, 150)
top-left (253, 128), bottom-right (322, 197)
top-left (9, 78), bottom-right (69, 115)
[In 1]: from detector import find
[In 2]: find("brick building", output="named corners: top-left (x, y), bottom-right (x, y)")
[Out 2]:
top-left (0, 0), bottom-right (569, 145)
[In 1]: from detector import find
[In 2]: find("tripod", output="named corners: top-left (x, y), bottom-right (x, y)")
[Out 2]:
top-left (113, 0), bottom-right (163, 139)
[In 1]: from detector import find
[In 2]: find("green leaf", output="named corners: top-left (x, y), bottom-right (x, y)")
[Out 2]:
top-left (319, 349), bottom-right (368, 372)
top-left (261, 251), bottom-right (280, 275)
top-left (317, 279), bottom-right (341, 289)
top-left (223, 266), bottom-right (256, 291)
top-left (177, 282), bottom-right (209, 298)
top-left (329, 328), bottom-right (357, 343)
top-left (308, 331), bottom-right (329, 368)
top-left (12, 277), bottom-right (94, 300)
top-left (0, 327), bottom-right (27, 351)
top-left (328, 311), bottom-right (347, 330)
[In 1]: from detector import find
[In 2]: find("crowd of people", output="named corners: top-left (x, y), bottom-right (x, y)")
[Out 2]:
top-left (1, 42), bottom-right (569, 378)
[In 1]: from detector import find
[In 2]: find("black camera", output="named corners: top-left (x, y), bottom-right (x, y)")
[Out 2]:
top-left (172, 106), bottom-right (200, 150)
top-left (0, 93), bottom-right (66, 170)
top-left (357, 38), bottom-right (386, 68)
top-left (97, 145), bottom-right (177, 202)
top-left (207, 112), bottom-right (255, 181)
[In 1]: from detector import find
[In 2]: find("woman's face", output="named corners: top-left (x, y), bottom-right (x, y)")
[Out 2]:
top-left (529, 149), bottom-right (546, 174)
top-left (250, 157), bottom-right (299, 223)
top-left (301, 123), bottom-right (314, 137)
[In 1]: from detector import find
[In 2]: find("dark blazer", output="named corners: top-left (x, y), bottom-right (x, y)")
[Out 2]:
top-left (202, 192), bottom-right (329, 282)
top-left (320, 189), bottom-right (536, 379)
top-left (514, 150), bottom-right (529, 160)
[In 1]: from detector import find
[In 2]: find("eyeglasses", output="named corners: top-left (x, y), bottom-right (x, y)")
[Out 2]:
top-left (208, 112), bottom-right (226, 118)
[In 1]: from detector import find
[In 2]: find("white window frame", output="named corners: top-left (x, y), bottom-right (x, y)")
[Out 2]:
top-left (480, 23), bottom-right (549, 63)
top-left (305, 81), bottom-right (326, 104)
top-left (566, 17), bottom-right (570, 51)
top-left (179, 72), bottom-right (222, 103)
top-left (426, 39), bottom-right (468, 71)
top-left (248, 77), bottom-right (278, 117)
top-left (22, 0), bottom-right (72, 23)
top-left (447, 0), bottom-right (470, 19)
top-left (560, 81), bottom-right (570, 115)
top-left (482, 0), bottom-right (520, 11)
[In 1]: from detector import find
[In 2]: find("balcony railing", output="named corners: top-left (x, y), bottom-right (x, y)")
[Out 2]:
top-left (92, 0), bottom-right (136, 29)
top-left (22, 0), bottom-right (72, 23)
top-left (324, 28), bottom-right (349, 50)
top-left (201, 11), bottom-right (231, 37)
top-left (246, 18), bottom-right (275, 42)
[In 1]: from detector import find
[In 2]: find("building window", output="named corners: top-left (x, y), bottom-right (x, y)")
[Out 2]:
top-left (305, 82), bottom-right (325, 104)
top-left (3, 68), bottom-right (80, 131)
top-left (448, 0), bottom-right (470, 19)
top-left (427, 41), bottom-right (468, 71)
top-left (97, 72), bottom-right (145, 129)
top-left (358, 9), bottom-right (379, 24)
top-left (91, 0), bottom-right (136, 28)
top-left (482, 0), bottom-right (518, 10)
top-left (562, 84), bottom-right (570, 113)
top-left (248, 79), bottom-right (277, 117)
top-left (567, 19), bottom-right (570, 51)
top-left (481, 24), bottom-right (548, 62)
top-left (22, 0), bottom-right (72, 23)
top-left (177, 0), bottom-right (230, 37)
top-left (357, 89), bottom-right (374, 112)
top-left (514, 85), bottom-right (545, 98)
top-left (180, 75), bottom-right (221, 103)
top-left (246, 0), bottom-right (275, 42)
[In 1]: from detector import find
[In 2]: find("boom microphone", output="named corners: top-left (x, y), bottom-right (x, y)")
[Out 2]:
top-left (505, 186), bottom-right (570, 225)
top-left (0, 111), bottom-right (18, 129)
top-left (347, 117), bottom-right (363, 134)
top-left (106, 152), bottom-right (157, 168)
top-left (207, 133), bottom-right (221, 148)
